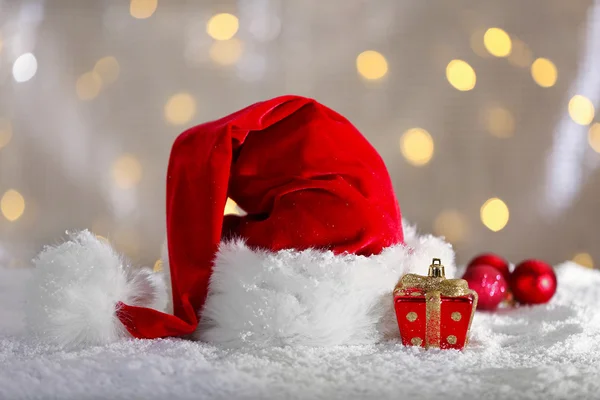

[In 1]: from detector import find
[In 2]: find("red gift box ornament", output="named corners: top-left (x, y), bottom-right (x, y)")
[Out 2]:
top-left (394, 258), bottom-right (478, 349)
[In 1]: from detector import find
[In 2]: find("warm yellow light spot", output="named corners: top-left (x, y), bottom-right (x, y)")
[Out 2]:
top-left (400, 128), bottom-right (434, 166)
top-left (531, 58), bottom-right (557, 88)
top-left (483, 28), bottom-right (512, 57)
top-left (433, 210), bottom-right (468, 243)
top-left (153, 259), bottom-right (163, 272)
top-left (0, 118), bottom-right (12, 150)
top-left (356, 50), bottom-right (388, 81)
top-left (130, 0), bottom-right (157, 19)
top-left (446, 60), bottom-right (476, 91)
top-left (95, 235), bottom-right (110, 244)
top-left (480, 197), bottom-right (509, 232)
top-left (568, 95), bottom-right (595, 126)
top-left (76, 71), bottom-right (102, 101)
top-left (94, 56), bottom-right (120, 84)
top-left (164, 93), bottom-right (196, 125)
top-left (114, 228), bottom-right (140, 257)
top-left (112, 154), bottom-right (143, 189)
top-left (484, 106), bottom-right (515, 138)
top-left (470, 30), bottom-right (490, 58)
top-left (508, 38), bottom-right (533, 68)
top-left (572, 252), bottom-right (594, 269)
top-left (1, 189), bottom-right (25, 222)
top-left (588, 123), bottom-right (600, 153)
top-left (206, 13), bottom-right (239, 41)
top-left (209, 38), bottom-right (243, 66)
top-left (224, 197), bottom-right (246, 216)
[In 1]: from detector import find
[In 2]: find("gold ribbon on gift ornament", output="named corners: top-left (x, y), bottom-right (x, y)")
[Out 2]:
top-left (394, 259), bottom-right (476, 348)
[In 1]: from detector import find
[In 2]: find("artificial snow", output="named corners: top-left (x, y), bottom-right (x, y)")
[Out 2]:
top-left (1, 262), bottom-right (599, 400)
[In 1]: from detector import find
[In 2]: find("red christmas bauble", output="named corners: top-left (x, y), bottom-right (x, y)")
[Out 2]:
top-left (510, 260), bottom-right (557, 305)
top-left (462, 265), bottom-right (508, 311)
top-left (467, 253), bottom-right (510, 283)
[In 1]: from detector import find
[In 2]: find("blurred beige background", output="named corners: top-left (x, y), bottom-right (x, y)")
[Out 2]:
top-left (0, 0), bottom-right (599, 270)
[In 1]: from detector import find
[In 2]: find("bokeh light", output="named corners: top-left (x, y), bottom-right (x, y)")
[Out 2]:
top-left (1, 189), bottom-right (26, 222)
top-left (446, 59), bottom-right (476, 91)
top-left (480, 197), bottom-right (509, 232)
top-left (485, 106), bottom-right (515, 138)
top-left (113, 228), bottom-right (140, 257)
top-left (356, 50), bottom-right (388, 81)
top-left (531, 58), bottom-right (557, 88)
top-left (76, 71), bottom-right (103, 101)
top-left (568, 95), bottom-right (595, 125)
top-left (224, 198), bottom-right (246, 215)
top-left (400, 128), bottom-right (434, 166)
top-left (130, 0), bottom-right (157, 19)
top-left (207, 13), bottom-right (240, 41)
top-left (0, 118), bottom-right (12, 150)
top-left (153, 259), bottom-right (163, 272)
top-left (112, 154), bottom-right (143, 189)
top-left (94, 56), bottom-right (120, 84)
top-left (483, 28), bottom-right (512, 57)
top-left (433, 210), bottom-right (468, 244)
top-left (508, 38), bottom-right (533, 68)
top-left (588, 123), bottom-right (600, 153)
top-left (209, 38), bottom-right (243, 66)
top-left (572, 252), bottom-right (594, 269)
top-left (12, 53), bottom-right (37, 83)
top-left (164, 92), bottom-right (196, 125)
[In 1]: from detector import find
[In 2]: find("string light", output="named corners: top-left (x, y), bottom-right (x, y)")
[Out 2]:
top-left (588, 123), bottom-right (600, 153)
top-left (400, 128), bottom-right (434, 166)
top-left (531, 58), bottom-right (557, 88)
top-left (1, 189), bottom-right (26, 222)
top-left (568, 95), bottom-right (595, 125)
top-left (446, 59), bottom-right (476, 91)
top-left (112, 154), bottom-right (143, 189)
top-left (209, 38), bottom-right (243, 66)
top-left (480, 198), bottom-right (509, 232)
top-left (0, 118), bottom-right (12, 150)
top-left (94, 56), bottom-right (120, 84)
top-left (164, 92), bottom-right (196, 125)
top-left (207, 13), bottom-right (239, 41)
top-left (508, 38), bottom-right (533, 68)
top-left (130, 0), bottom-right (157, 19)
top-left (433, 210), bottom-right (468, 243)
top-left (485, 106), bottom-right (515, 138)
top-left (76, 71), bottom-right (103, 101)
top-left (12, 53), bottom-right (38, 83)
top-left (572, 252), bottom-right (594, 269)
top-left (356, 50), bottom-right (388, 81)
top-left (483, 28), bottom-right (512, 57)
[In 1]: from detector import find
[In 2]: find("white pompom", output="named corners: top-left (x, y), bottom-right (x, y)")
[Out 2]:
top-left (26, 230), bottom-right (168, 348)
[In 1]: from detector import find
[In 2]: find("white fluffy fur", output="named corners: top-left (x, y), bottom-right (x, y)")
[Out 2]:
top-left (26, 230), bottom-right (168, 348)
top-left (196, 222), bottom-right (455, 347)
top-left (26, 222), bottom-right (453, 349)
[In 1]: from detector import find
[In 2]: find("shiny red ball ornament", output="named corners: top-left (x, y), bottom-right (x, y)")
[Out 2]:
top-left (462, 265), bottom-right (509, 311)
top-left (510, 259), bottom-right (557, 305)
top-left (467, 253), bottom-right (510, 283)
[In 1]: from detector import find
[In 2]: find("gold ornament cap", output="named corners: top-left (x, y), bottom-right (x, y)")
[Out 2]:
top-left (428, 258), bottom-right (446, 278)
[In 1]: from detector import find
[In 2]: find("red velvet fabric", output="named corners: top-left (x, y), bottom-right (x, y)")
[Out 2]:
top-left (117, 95), bottom-right (404, 339)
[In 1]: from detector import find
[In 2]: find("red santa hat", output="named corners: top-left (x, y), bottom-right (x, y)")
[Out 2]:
top-left (27, 95), bottom-right (455, 348)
